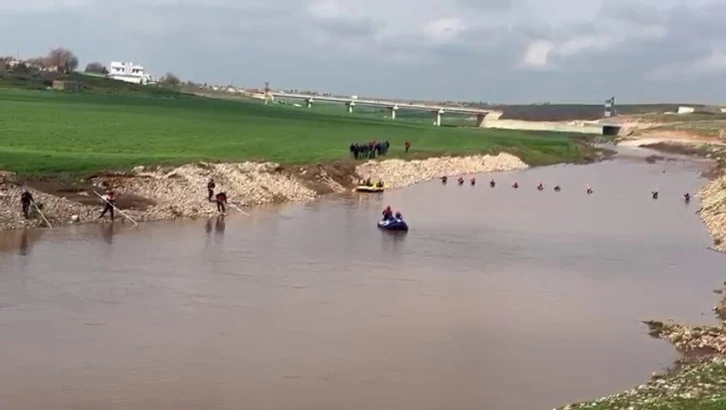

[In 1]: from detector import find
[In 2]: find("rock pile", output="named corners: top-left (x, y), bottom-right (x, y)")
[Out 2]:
top-left (645, 321), bottom-right (726, 354)
top-left (0, 154), bottom-right (530, 231)
top-left (356, 153), bottom-right (527, 188)
top-left (699, 175), bottom-right (726, 252)
top-left (0, 185), bottom-right (101, 230)
top-left (117, 162), bottom-right (319, 221)
top-left (560, 357), bottom-right (726, 410)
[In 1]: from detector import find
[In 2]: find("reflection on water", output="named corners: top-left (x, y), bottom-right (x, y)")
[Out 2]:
top-left (0, 157), bottom-right (723, 410)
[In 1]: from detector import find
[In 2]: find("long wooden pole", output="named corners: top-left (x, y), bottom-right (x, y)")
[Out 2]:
top-left (32, 202), bottom-right (52, 228)
top-left (229, 203), bottom-right (249, 216)
top-left (93, 191), bottom-right (138, 225)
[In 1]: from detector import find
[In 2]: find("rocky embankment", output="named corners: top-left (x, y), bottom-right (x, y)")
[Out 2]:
top-left (699, 175), bottom-right (726, 253)
top-left (0, 154), bottom-right (527, 231)
top-left (559, 287), bottom-right (726, 410)
top-left (357, 153), bottom-right (527, 188)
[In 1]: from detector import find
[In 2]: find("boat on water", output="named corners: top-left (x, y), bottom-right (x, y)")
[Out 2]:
top-left (377, 217), bottom-right (408, 231)
top-left (354, 185), bottom-right (385, 193)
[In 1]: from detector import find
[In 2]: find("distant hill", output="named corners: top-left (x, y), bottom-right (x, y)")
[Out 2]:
top-left (0, 70), bottom-right (183, 98)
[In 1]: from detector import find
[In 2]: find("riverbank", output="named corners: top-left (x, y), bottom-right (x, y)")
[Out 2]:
top-left (556, 142), bottom-right (726, 410)
top-left (0, 153), bottom-right (526, 231)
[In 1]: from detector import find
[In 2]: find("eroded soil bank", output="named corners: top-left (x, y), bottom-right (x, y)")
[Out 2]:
top-left (0, 153), bottom-right (526, 231)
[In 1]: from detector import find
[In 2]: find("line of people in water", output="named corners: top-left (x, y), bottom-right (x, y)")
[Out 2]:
top-left (439, 176), bottom-right (691, 199)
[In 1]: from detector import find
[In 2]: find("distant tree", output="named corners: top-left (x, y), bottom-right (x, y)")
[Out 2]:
top-left (160, 72), bottom-right (181, 87)
top-left (45, 47), bottom-right (79, 73)
top-left (25, 57), bottom-right (48, 70)
top-left (84, 62), bottom-right (108, 74)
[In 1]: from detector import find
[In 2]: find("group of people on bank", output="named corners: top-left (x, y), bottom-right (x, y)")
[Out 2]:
top-left (350, 140), bottom-right (413, 160)
top-left (14, 178), bottom-right (235, 226)
top-left (349, 140), bottom-right (391, 160)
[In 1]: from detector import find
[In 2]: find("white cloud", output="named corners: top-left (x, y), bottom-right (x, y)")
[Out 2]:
top-left (520, 40), bottom-right (554, 69)
top-left (2, 0), bottom-right (726, 102)
top-left (649, 50), bottom-right (726, 81)
top-left (422, 18), bottom-right (468, 44)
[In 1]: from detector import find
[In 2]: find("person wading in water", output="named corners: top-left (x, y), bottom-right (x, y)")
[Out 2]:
top-left (207, 179), bottom-right (216, 201)
top-left (20, 189), bottom-right (34, 219)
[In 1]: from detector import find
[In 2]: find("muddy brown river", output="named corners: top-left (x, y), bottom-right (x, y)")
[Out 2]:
top-left (1, 154), bottom-right (724, 410)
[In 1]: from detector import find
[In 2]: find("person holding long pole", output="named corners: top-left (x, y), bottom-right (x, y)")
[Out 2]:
top-left (93, 190), bottom-right (138, 225)
top-left (98, 190), bottom-right (116, 221)
top-left (20, 188), bottom-right (34, 219)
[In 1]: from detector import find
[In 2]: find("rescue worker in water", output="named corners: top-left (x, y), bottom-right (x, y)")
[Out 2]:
top-left (20, 189), bottom-right (34, 219)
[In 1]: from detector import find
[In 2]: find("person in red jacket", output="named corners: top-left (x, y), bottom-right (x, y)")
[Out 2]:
top-left (382, 205), bottom-right (393, 220)
top-left (404, 140), bottom-right (411, 153)
top-left (215, 192), bottom-right (227, 213)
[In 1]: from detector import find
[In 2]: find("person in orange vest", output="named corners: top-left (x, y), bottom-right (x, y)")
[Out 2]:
top-left (405, 140), bottom-right (411, 153)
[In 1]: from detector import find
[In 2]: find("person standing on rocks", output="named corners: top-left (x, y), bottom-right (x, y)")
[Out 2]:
top-left (207, 179), bottom-right (216, 201)
top-left (20, 189), bottom-right (34, 219)
top-left (99, 190), bottom-right (116, 221)
top-left (215, 192), bottom-right (227, 213)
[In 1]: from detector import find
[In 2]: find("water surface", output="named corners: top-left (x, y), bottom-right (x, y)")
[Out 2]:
top-left (1, 157), bottom-right (723, 410)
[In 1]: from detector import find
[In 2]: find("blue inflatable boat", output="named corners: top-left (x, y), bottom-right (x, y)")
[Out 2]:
top-left (377, 217), bottom-right (409, 231)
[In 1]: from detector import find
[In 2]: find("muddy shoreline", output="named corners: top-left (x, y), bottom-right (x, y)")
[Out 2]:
top-left (558, 140), bottom-right (726, 409)
top-left (0, 153), bottom-right (526, 231)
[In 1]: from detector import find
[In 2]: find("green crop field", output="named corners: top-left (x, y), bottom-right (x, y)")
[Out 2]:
top-left (0, 88), bottom-right (589, 176)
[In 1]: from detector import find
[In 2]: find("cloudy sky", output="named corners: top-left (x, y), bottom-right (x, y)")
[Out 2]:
top-left (2, 0), bottom-right (725, 103)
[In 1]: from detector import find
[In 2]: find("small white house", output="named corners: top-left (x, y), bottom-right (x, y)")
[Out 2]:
top-left (108, 62), bottom-right (152, 84)
top-left (677, 106), bottom-right (695, 114)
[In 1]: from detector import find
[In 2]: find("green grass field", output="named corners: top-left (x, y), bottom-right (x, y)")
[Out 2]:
top-left (0, 88), bottom-right (589, 176)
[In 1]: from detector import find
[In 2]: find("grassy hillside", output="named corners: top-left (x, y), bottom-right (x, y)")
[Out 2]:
top-left (0, 88), bottom-right (592, 176)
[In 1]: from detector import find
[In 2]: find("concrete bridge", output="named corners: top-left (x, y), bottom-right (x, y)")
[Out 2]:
top-left (269, 92), bottom-right (493, 126)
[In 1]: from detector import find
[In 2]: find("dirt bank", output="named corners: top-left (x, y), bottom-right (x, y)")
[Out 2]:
top-left (0, 154), bottom-right (526, 231)
top-left (699, 176), bottom-right (726, 253)
top-left (357, 153), bottom-right (527, 189)
top-left (561, 286), bottom-right (726, 410)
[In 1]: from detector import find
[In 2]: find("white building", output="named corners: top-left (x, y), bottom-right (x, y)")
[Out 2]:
top-left (108, 62), bottom-right (152, 84)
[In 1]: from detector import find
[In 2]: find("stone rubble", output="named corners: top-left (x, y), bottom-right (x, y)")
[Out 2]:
top-left (559, 288), bottom-right (726, 410)
top-left (699, 174), bottom-right (726, 253)
top-left (0, 154), bottom-right (526, 231)
top-left (356, 153), bottom-right (528, 189)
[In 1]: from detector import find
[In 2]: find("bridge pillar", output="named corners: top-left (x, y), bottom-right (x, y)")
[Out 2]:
top-left (475, 113), bottom-right (487, 127)
top-left (306, 98), bottom-right (313, 108)
top-left (433, 109), bottom-right (444, 126)
top-left (388, 105), bottom-right (398, 120)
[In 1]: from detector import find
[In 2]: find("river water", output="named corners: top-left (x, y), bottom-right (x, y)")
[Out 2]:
top-left (1, 154), bottom-right (724, 410)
